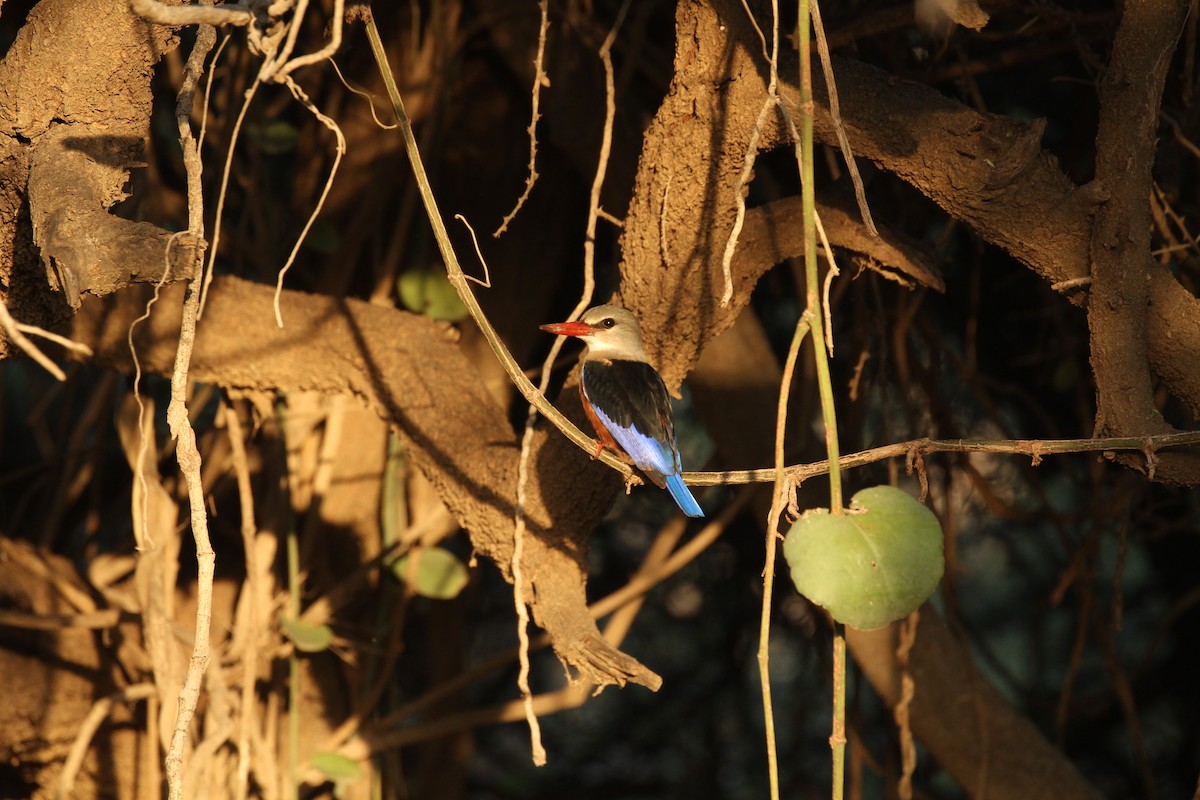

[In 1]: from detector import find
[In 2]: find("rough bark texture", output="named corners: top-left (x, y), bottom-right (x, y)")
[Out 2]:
top-left (0, 0), bottom-right (186, 358)
top-left (1, 0), bottom-right (1198, 793)
top-left (74, 277), bottom-right (655, 689)
top-left (1087, 0), bottom-right (1189, 463)
top-left (615, 0), bottom-right (1200, 480)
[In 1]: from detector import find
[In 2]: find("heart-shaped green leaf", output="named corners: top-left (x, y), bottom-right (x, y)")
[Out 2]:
top-left (391, 547), bottom-right (469, 600)
top-left (281, 618), bottom-right (334, 653)
top-left (397, 267), bottom-right (469, 322)
top-left (783, 485), bottom-right (944, 630)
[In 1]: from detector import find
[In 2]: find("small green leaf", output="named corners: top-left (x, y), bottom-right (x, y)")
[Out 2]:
top-left (391, 547), bottom-right (469, 599)
top-left (783, 485), bottom-right (944, 630)
top-left (281, 618), bottom-right (334, 653)
top-left (248, 119), bottom-right (300, 154)
top-left (311, 751), bottom-right (362, 784)
top-left (397, 268), bottom-right (469, 322)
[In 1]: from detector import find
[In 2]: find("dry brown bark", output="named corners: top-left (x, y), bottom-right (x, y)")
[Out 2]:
top-left (618, 1), bottom-right (1200, 481)
top-left (0, 0), bottom-right (189, 335)
top-left (1, 0), bottom-right (1198, 794)
top-left (1087, 0), bottom-right (1191, 472)
top-left (73, 277), bottom-right (654, 689)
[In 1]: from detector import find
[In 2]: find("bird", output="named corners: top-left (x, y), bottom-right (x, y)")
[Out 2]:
top-left (540, 304), bottom-right (704, 518)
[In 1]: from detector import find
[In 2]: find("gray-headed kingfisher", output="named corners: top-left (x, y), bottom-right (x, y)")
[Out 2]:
top-left (540, 305), bottom-right (704, 518)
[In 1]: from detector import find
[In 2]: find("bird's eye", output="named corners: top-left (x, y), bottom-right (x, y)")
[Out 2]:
top-left (601, 318), bottom-right (616, 329)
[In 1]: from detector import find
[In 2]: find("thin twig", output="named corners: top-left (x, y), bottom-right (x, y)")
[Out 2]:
top-left (894, 612), bottom-right (920, 799)
top-left (273, 0), bottom-right (344, 80)
top-left (199, 73), bottom-right (262, 318)
top-left (0, 608), bottom-right (125, 630)
top-left (360, 8), bottom-right (636, 480)
top-left (163, 23), bottom-right (218, 800)
top-left (752, 3), bottom-right (789, 797)
top-left (832, 621), bottom-right (849, 799)
top-left (680, 430), bottom-right (1200, 486)
top-left (455, 214), bottom-right (494, 287)
top-left (509, 0), bottom-right (633, 765)
top-left (273, 76), bottom-right (347, 327)
top-left (222, 399), bottom-right (261, 800)
top-left (319, 489), bottom-right (752, 757)
top-left (495, 0), bottom-right (551, 237)
top-left (809, 0), bottom-right (878, 237)
top-left (0, 299), bottom-right (82, 381)
top-left (56, 684), bottom-right (158, 800)
top-left (722, 0), bottom-right (782, 309)
top-left (511, 435), bottom-right (547, 764)
top-left (760, 310), bottom-right (809, 800)
top-left (129, 234), bottom-right (183, 554)
top-left (264, 0), bottom-right (311, 76)
top-left (329, 57), bottom-right (398, 130)
top-left (720, 95), bottom-right (776, 308)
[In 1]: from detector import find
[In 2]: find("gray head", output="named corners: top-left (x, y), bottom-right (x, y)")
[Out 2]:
top-left (539, 304), bottom-right (650, 362)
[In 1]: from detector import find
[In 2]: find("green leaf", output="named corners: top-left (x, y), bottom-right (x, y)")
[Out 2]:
top-left (391, 547), bottom-right (469, 599)
top-left (310, 751), bottom-right (362, 784)
top-left (248, 120), bottom-right (300, 154)
top-left (397, 267), bottom-right (469, 322)
top-left (281, 618), bottom-right (334, 653)
top-left (783, 485), bottom-right (944, 630)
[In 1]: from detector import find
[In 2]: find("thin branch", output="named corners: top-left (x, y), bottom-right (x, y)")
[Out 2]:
top-left (329, 57), bottom-right (398, 130)
top-left (318, 488), bottom-right (752, 757)
top-left (720, 95), bottom-right (776, 308)
top-left (809, 0), bottom-right (878, 237)
top-left (199, 73), bottom-right (262, 318)
top-left (832, 621), bottom-right (849, 799)
top-left (56, 684), bottom-right (158, 800)
top-left (163, 23), bottom-right (218, 800)
top-left (266, 0), bottom-right (312, 76)
top-left (495, 0), bottom-right (551, 237)
top-left (722, 0), bottom-right (783, 309)
top-left (274, 0), bottom-right (345, 79)
top-left (682, 430), bottom-right (1200, 486)
top-left (509, 0), bottom-right (633, 764)
top-left (0, 608), bottom-right (125, 630)
top-left (760, 296), bottom-right (810, 800)
top-left (360, 8), bottom-right (635, 480)
top-left (894, 613), bottom-right (920, 799)
top-left (0, 299), bottom-right (93, 381)
top-left (272, 76), bottom-right (347, 327)
top-left (222, 399), bottom-right (261, 800)
top-left (327, 501), bottom-right (746, 768)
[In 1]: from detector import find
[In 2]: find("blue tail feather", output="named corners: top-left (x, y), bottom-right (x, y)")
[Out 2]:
top-left (665, 473), bottom-right (704, 518)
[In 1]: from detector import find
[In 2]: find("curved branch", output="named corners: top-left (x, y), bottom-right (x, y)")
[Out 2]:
top-left (72, 276), bottom-right (661, 691)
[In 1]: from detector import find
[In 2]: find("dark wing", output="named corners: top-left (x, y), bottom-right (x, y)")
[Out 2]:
top-left (581, 360), bottom-right (681, 486)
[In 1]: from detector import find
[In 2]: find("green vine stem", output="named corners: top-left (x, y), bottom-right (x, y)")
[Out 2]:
top-left (796, 0), bottom-right (846, 795)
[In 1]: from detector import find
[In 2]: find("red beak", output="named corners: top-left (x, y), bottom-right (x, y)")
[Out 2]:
top-left (539, 320), bottom-right (596, 337)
